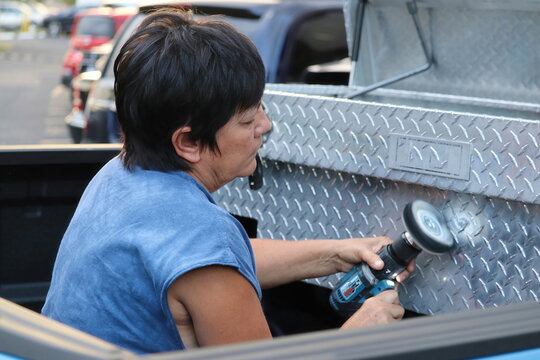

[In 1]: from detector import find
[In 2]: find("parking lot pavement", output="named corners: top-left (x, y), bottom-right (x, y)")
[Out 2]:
top-left (0, 35), bottom-right (72, 145)
top-left (42, 84), bottom-right (72, 144)
top-left (0, 29), bottom-right (47, 41)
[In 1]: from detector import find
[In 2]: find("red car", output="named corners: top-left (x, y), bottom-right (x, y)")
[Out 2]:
top-left (61, 6), bottom-right (137, 87)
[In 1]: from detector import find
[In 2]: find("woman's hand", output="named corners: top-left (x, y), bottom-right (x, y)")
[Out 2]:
top-left (331, 237), bottom-right (416, 283)
top-left (340, 290), bottom-right (404, 329)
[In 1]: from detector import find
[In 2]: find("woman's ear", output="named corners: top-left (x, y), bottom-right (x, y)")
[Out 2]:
top-left (171, 126), bottom-right (201, 164)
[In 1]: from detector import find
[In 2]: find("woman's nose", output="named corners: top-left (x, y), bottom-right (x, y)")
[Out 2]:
top-left (256, 107), bottom-right (272, 136)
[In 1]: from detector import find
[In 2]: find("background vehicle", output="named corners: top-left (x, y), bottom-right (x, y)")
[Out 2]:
top-left (42, 4), bottom-right (98, 36)
top-left (62, 5), bottom-right (135, 142)
top-left (60, 6), bottom-right (136, 87)
top-left (81, 0), bottom-right (348, 143)
top-left (65, 43), bottom-right (112, 143)
top-left (0, 1), bottom-right (31, 31)
top-left (24, 1), bottom-right (49, 29)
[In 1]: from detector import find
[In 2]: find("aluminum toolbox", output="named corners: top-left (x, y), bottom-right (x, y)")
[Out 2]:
top-left (215, 0), bottom-right (540, 315)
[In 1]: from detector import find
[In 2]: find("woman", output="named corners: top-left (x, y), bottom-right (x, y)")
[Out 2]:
top-left (42, 9), bottom-right (413, 354)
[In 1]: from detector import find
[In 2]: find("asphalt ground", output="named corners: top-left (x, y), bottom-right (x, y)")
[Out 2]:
top-left (0, 32), bottom-right (72, 145)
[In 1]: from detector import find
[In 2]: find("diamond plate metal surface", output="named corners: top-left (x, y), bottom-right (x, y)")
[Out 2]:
top-left (265, 83), bottom-right (349, 97)
top-left (213, 90), bottom-right (540, 315)
top-left (262, 91), bottom-right (540, 205)
top-left (344, 0), bottom-right (540, 103)
top-left (266, 84), bottom-right (540, 120)
top-left (215, 161), bottom-right (540, 315)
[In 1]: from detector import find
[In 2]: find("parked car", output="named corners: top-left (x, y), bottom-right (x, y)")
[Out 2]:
top-left (26, 1), bottom-right (49, 28)
top-left (79, 41), bottom-right (113, 75)
top-left (0, 1), bottom-right (31, 31)
top-left (42, 4), bottom-right (98, 36)
top-left (60, 6), bottom-right (136, 87)
top-left (65, 71), bottom-right (102, 143)
top-left (65, 42), bottom-right (112, 143)
top-left (78, 0), bottom-right (348, 143)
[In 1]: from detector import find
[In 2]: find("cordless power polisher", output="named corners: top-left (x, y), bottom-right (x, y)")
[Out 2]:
top-left (330, 200), bottom-right (456, 318)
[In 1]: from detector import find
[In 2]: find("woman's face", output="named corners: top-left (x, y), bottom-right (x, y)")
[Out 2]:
top-left (201, 104), bottom-right (272, 189)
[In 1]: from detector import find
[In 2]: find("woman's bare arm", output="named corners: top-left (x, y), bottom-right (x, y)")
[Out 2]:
top-left (251, 237), bottom-right (417, 289)
top-left (167, 265), bottom-right (272, 348)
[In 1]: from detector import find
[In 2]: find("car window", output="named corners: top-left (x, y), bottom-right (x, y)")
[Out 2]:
top-left (2, 7), bottom-right (22, 15)
top-left (76, 16), bottom-right (115, 37)
top-left (193, 14), bottom-right (260, 40)
top-left (279, 10), bottom-right (348, 83)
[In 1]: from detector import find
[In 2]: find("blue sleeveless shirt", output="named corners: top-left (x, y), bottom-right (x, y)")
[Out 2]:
top-left (42, 157), bottom-right (261, 354)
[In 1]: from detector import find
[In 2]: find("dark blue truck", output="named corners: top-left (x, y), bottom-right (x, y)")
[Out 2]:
top-left (68, 0), bottom-right (349, 143)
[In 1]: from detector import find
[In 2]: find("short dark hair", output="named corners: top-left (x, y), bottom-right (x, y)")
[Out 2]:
top-left (114, 8), bottom-right (265, 172)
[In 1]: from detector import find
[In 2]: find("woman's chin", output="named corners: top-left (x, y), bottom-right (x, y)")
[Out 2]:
top-left (241, 159), bottom-right (258, 178)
